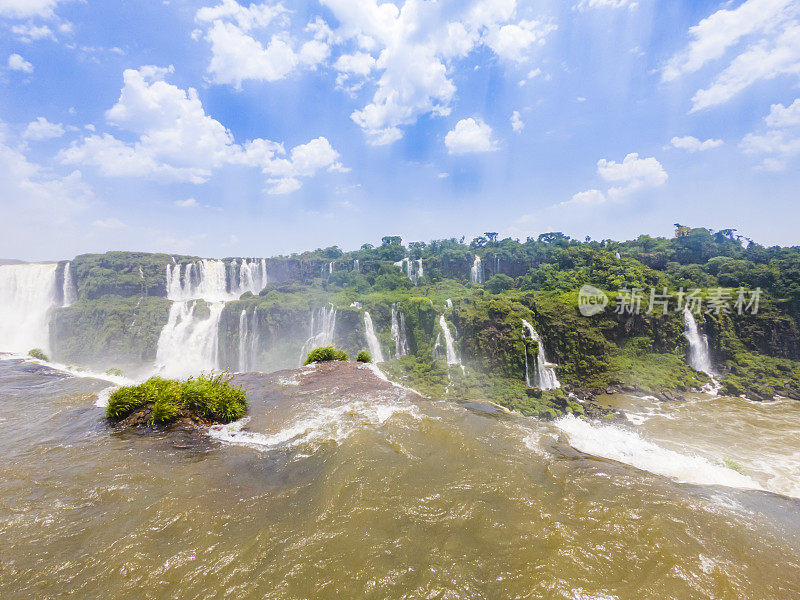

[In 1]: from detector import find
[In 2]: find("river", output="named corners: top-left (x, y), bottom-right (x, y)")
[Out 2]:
top-left (1, 358), bottom-right (799, 599)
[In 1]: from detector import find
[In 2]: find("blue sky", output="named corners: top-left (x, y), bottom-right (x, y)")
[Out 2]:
top-left (1, 0), bottom-right (799, 261)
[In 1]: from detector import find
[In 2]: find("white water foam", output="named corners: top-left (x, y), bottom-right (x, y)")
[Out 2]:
top-left (208, 398), bottom-right (423, 452)
top-left (554, 415), bottom-right (764, 491)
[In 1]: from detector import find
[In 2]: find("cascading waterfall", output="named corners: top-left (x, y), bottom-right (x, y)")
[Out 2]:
top-left (353, 259), bottom-right (360, 272)
top-left (158, 258), bottom-right (268, 377)
top-left (394, 258), bottom-right (423, 284)
top-left (328, 262), bottom-right (334, 275)
top-left (391, 305), bottom-right (410, 358)
top-left (155, 301), bottom-right (225, 379)
top-left (0, 263), bottom-right (58, 354)
top-left (684, 308), bottom-right (714, 375)
top-left (363, 312), bottom-right (385, 363)
top-left (470, 255), bottom-right (483, 284)
top-left (299, 305), bottom-right (337, 363)
top-left (522, 319), bottom-right (560, 390)
top-left (238, 309), bottom-right (249, 372)
top-left (62, 261), bottom-right (76, 307)
top-left (438, 315), bottom-right (461, 367)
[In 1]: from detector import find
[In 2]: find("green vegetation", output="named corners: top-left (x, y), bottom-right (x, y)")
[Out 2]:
top-left (357, 350), bottom-right (372, 363)
top-left (106, 373), bottom-right (247, 425)
top-left (28, 348), bottom-right (49, 361)
top-left (303, 346), bottom-right (348, 365)
top-left (105, 368), bottom-right (123, 376)
top-left (722, 458), bottom-right (746, 474)
top-left (50, 224), bottom-right (800, 416)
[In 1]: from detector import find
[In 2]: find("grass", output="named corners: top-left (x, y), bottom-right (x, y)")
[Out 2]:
top-left (28, 348), bottom-right (49, 361)
top-left (106, 373), bottom-right (248, 425)
top-left (303, 346), bottom-right (348, 365)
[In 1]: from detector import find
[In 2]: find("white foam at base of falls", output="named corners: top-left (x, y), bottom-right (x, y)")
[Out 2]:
top-left (364, 311), bottom-right (385, 363)
top-left (554, 415), bottom-right (764, 491)
top-left (522, 319), bottom-right (560, 390)
top-left (0, 263), bottom-right (58, 354)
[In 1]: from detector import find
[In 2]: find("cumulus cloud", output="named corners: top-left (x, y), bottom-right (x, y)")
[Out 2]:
top-left (445, 118), bottom-right (497, 154)
top-left (60, 65), bottom-right (345, 194)
top-left (11, 24), bottom-right (56, 42)
top-left (194, 0), bottom-right (554, 144)
top-left (23, 117), bottom-right (65, 141)
top-left (670, 135), bottom-right (723, 152)
top-left (0, 0), bottom-right (63, 19)
top-left (740, 98), bottom-right (800, 170)
top-left (510, 110), bottom-right (524, 132)
top-left (174, 198), bottom-right (199, 208)
top-left (565, 153), bottom-right (667, 205)
top-left (662, 0), bottom-right (800, 112)
top-left (8, 53), bottom-right (33, 73)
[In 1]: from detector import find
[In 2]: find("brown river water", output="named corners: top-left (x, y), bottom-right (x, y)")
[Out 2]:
top-left (1, 357), bottom-right (799, 599)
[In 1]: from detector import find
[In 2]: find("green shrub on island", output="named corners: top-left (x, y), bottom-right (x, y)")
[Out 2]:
top-left (106, 373), bottom-right (247, 425)
top-left (28, 348), bottom-right (49, 361)
top-left (105, 367), bottom-right (123, 376)
top-left (303, 346), bottom-right (348, 365)
top-left (356, 350), bottom-right (372, 363)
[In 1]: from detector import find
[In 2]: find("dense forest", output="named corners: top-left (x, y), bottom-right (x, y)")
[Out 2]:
top-left (50, 225), bottom-right (800, 418)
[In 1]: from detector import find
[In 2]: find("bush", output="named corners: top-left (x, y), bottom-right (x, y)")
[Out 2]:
top-left (106, 373), bottom-right (248, 424)
top-left (105, 367), bottom-right (123, 376)
top-left (357, 350), bottom-right (372, 363)
top-left (303, 346), bottom-right (348, 365)
top-left (28, 348), bottom-right (49, 361)
top-left (484, 274), bottom-right (514, 294)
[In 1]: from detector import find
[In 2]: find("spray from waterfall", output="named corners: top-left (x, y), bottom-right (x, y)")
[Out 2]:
top-left (522, 319), bottom-right (560, 390)
top-left (0, 263), bottom-right (58, 354)
top-left (684, 308), bottom-right (714, 375)
top-left (363, 312), bottom-right (385, 363)
top-left (299, 305), bottom-right (337, 363)
top-left (391, 305), bottom-right (410, 358)
top-left (62, 262), bottom-right (76, 307)
top-left (470, 255), bottom-right (483, 284)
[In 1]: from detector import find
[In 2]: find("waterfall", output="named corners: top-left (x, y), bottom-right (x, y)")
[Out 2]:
top-left (438, 315), bottom-right (461, 366)
top-left (446, 298), bottom-right (453, 309)
top-left (391, 305), bottom-right (410, 358)
top-left (328, 262), bottom-right (334, 275)
top-left (684, 308), bottom-right (714, 375)
top-left (522, 319), bottom-right (560, 390)
top-left (167, 259), bottom-right (267, 302)
top-left (155, 301), bottom-right (225, 379)
top-left (299, 304), bottom-right (337, 363)
top-left (470, 255), bottom-right (483, 284)
top-left (238, 309), bottom-right (249, 372)
top-left (394, 258), bottom-right (422, 284)
top-left (62, 261), bottom-right (76, 307)
top-left (0, 263), bottom-right (58, 354)
top-left (238, 258), bottom-right (268, 296)
top-left (353, 259), bottom-right (360, 272)
top-left (415, 259), bottom-right (423, 280)
top-left (363, 312), bottom-right (385, 363)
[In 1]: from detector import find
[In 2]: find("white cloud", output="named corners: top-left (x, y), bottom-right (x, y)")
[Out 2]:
top-left (740, 99), bottom-right (800, 170)
top-left (445, 117), bottom-right (497, 154)
top-left (662, 0), bottom-right (800, 112)
top-left (174, 197), bottom-right (198, 208)
top-left (91, 217), bottom-right (126, 229)
top-left (510, 110), bottom-right (524, 132)
top-left (765, 97), bottom-right (800, 127)
top-left (60, 65), bottom-right (345, 194)
top-left (670, 135), bottom-right (723, 152)
top-left (0, 0), bottom-right (63, 19)
top-left (11, 24), bottom-right (55, 42)
top-left (194, 0), bottom-right (554, 144)
top-left (23, 117), bottom-right (65, 141)
top-left (576, 0), bottom-right (638, 10)
top-left (566, 153), bottom-right (667, 205)
top-left (8, 53), bottom-right (33, 73)
top-left (194, 0), bottom-right (327, 88)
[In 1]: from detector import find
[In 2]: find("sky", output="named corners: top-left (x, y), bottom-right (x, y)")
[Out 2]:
top-left (1, 0), bottom-right (799, 261)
